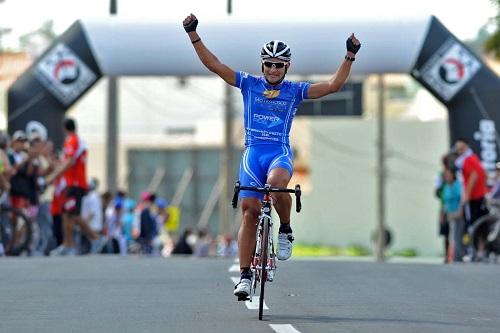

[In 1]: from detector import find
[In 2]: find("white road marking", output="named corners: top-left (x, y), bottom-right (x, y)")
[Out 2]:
top-left (269, 324), bottom-right (301, 333)
top-left (228, 264), bottom-right (240, 272)
top-left (230, 277), bottom-right (240, 284)
top-left (246, 296), bottom-right (268, 310)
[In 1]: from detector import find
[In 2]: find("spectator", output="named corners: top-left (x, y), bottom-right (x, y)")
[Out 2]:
top-left (216, 233), bottom-right (238, 257)
top-left (442, 168), bottom-right (464, 262)
top-left (101, 191), bottom-right (113, 234)
top-left (138, 193), bottom-right (157, 254)
top-left (122, 198), bottom-right (136, 245)
top-left (454, 139), bottom-right (489, 259)
top-left (0, 131), bottom-right (12, 193)
top-left (194, 227), bottom-right (212, 257)
top-left (486, 162), bottom-right (500, 202)
top-left (153, 197), bottom-right (170, 256)
top-left (8, 130), bottom-right (38, 216)
top-left (7, 130), bottom-right (41, 254)
top-left (81, 178), bottom-right (103, 253)
top-left (104, 198), bottom-right (126, 255)
top-left (30, 132), bottom-right (54, 256)
top-left (172, 227), bottom-right (195, 255)
top-left (47, 118), bottom-right (106, 256)
top-left (435, 154), bottom-right (452, 263)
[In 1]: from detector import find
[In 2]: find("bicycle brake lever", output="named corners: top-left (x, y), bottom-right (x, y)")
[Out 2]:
top-left (232, 181), bottom-right (241, 208)
top-left (295, 185), bottom-right (302, 213)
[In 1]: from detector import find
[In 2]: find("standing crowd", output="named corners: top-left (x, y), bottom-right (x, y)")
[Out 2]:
top-left (436, 139), bottom-right (500, 263)
top-left (0, 118), bottom-right (237, 258)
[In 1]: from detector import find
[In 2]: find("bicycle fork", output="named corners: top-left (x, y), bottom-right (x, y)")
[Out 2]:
top-left (250, 202), bottom-right (277, 299)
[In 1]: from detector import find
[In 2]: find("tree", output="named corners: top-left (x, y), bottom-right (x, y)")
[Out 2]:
top-left (485, 0), bottom-right (500, 59)
top-left (19, 20), bottom-right (57, 57)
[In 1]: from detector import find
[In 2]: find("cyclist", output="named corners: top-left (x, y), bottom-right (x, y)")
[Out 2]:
top-left (182, 14), bottom-right (361, 299)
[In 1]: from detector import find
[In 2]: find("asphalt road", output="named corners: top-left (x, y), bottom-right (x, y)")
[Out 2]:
top-left (0, 256), bottom-right (499, 333)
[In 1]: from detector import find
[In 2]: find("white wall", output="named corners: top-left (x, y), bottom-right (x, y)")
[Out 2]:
top-left (293, 118), bottom-right (449, 256)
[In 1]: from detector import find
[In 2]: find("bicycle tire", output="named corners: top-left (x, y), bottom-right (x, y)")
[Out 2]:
top-left (259, 216), bottom-right (269, 320)
top-left (0, 207), bottom-right (32, 256)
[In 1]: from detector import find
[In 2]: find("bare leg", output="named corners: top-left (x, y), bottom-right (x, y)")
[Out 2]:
top-left (74, 216), bottom-right (98, 241)
top-left (267, 168), bottom-right (292, 226)
top-left (62, 214), bottom-right (75, 247)
top-left (238, 198), bottom-right (261, 270)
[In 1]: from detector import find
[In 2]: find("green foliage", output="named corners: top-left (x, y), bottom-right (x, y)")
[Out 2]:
top-left (343, 244), bottom-right (371, 256)
top-left (293, 243), bottom-right (371, 257)
top-left (484, 0), bottom-right (500, 59)
top-left (293, 244), bottom-right (342, 257)
top-left (19, 20), bottom-right (57, 51)
top-left (393, 248), bottom-right (418, 257)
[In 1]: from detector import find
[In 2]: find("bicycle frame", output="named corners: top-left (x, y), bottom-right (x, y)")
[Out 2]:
top-left (250, 193), bottom-right (277, 299)
top-left (232, 181), bottom-right (301, 320)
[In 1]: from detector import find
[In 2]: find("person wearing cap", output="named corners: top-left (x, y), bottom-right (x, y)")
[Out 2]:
top-left (4, 130), bottom-right (42, 253)
top-left (8, 130), bottom-right (39, 213)
top-left (47, 118), bottom-right (106, 256)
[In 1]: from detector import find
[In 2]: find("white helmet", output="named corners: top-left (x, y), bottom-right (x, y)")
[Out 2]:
top-left (260, 40), bottom-right (291, 62)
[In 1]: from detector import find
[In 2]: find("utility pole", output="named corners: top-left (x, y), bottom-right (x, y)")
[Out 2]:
top-left (106, 0), bottom-right (118, 193)
top-left (376, 74), bottom-right (386, 262)
top-left (219, 0), bottom-right (235, 235)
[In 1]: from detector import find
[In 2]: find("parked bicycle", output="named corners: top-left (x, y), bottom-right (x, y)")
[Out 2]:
top-left (232, 181), bottom-right (301, 320)
top-left (466, 199), bottom-right (500, 262)
top-left (0, 192), bottom-right (33, 256)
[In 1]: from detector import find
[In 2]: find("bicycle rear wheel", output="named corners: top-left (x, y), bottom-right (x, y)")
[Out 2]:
top-left (0, 207), bottom-right (32, 256)
top-left (259, 216), bottom-right (269, 320)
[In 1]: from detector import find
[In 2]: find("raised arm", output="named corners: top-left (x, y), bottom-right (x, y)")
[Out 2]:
top-left (307, 34), bottom-right (361, 99)
top-left (183, 14), bottom-right (237, 87)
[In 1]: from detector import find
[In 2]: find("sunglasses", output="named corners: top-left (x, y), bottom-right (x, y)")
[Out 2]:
top-left (262, 61), bottom-right (287, 69)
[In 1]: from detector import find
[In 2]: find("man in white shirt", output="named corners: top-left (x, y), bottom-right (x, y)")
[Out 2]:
top-left (81, 178), bottom-right (103, 235)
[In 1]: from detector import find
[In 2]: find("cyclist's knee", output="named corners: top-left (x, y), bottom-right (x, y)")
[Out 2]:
top-left (267, 170), bottom-right (290, 188)
top-left (241, 200), bottom-right (260, 223)
top-left (242, 207), bottom-right (260, 220)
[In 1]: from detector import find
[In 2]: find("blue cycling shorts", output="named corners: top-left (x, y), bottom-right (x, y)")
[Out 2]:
top-left (238, 144), bottom-right (294, 200)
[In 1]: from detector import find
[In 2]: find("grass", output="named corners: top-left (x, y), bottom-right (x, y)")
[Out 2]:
top-left (293, 243), bottom-right (371, 257)
top-left (293, 244), bottom-right (419, 258)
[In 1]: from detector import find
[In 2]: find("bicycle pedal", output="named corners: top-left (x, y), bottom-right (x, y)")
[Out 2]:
top-left (238, 295), bottom-right (250, 301)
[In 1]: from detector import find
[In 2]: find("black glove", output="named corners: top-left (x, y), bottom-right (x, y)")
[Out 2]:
top-left (183, 16), bottom-right (198, 33)
top-left (346, 36), bottom-right (361, 54)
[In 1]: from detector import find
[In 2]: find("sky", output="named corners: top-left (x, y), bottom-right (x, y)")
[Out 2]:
top-left (0, 0), bottom-right (497, 49)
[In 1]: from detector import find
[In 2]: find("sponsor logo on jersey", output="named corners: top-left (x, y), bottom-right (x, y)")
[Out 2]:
top-left (263, 89), bottom-right (280, 99)
top-left (253, 113), bottom-right (284, 128)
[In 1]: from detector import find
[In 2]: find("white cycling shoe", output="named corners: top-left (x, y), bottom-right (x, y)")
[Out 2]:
top-left (277, 232), bottom-right (294, 260)
top-left (234, 278), bottom-right (251, 300)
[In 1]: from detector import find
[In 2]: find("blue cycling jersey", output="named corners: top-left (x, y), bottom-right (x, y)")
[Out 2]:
top-left (236, 71), bottom-right (310, 146)
top-left (235, 71), bottom-right (310, 199)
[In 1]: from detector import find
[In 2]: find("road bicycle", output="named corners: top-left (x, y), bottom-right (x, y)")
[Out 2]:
top-left (232, 181), bottom-right (301, 320)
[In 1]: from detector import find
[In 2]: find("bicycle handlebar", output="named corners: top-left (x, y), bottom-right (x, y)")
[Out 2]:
top-left (232, 181), bottom-right (302, 213)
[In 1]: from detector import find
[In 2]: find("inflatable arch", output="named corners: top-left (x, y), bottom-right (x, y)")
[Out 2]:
top-left (7, 16), bottom-right (500, 174)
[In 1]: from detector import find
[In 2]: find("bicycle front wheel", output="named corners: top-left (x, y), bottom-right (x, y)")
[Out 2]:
top-left (259, 216), bottom-right (269, 320)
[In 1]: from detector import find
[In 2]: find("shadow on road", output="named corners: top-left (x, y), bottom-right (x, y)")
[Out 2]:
top-left (266, 314), bottom-right (475, 328)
